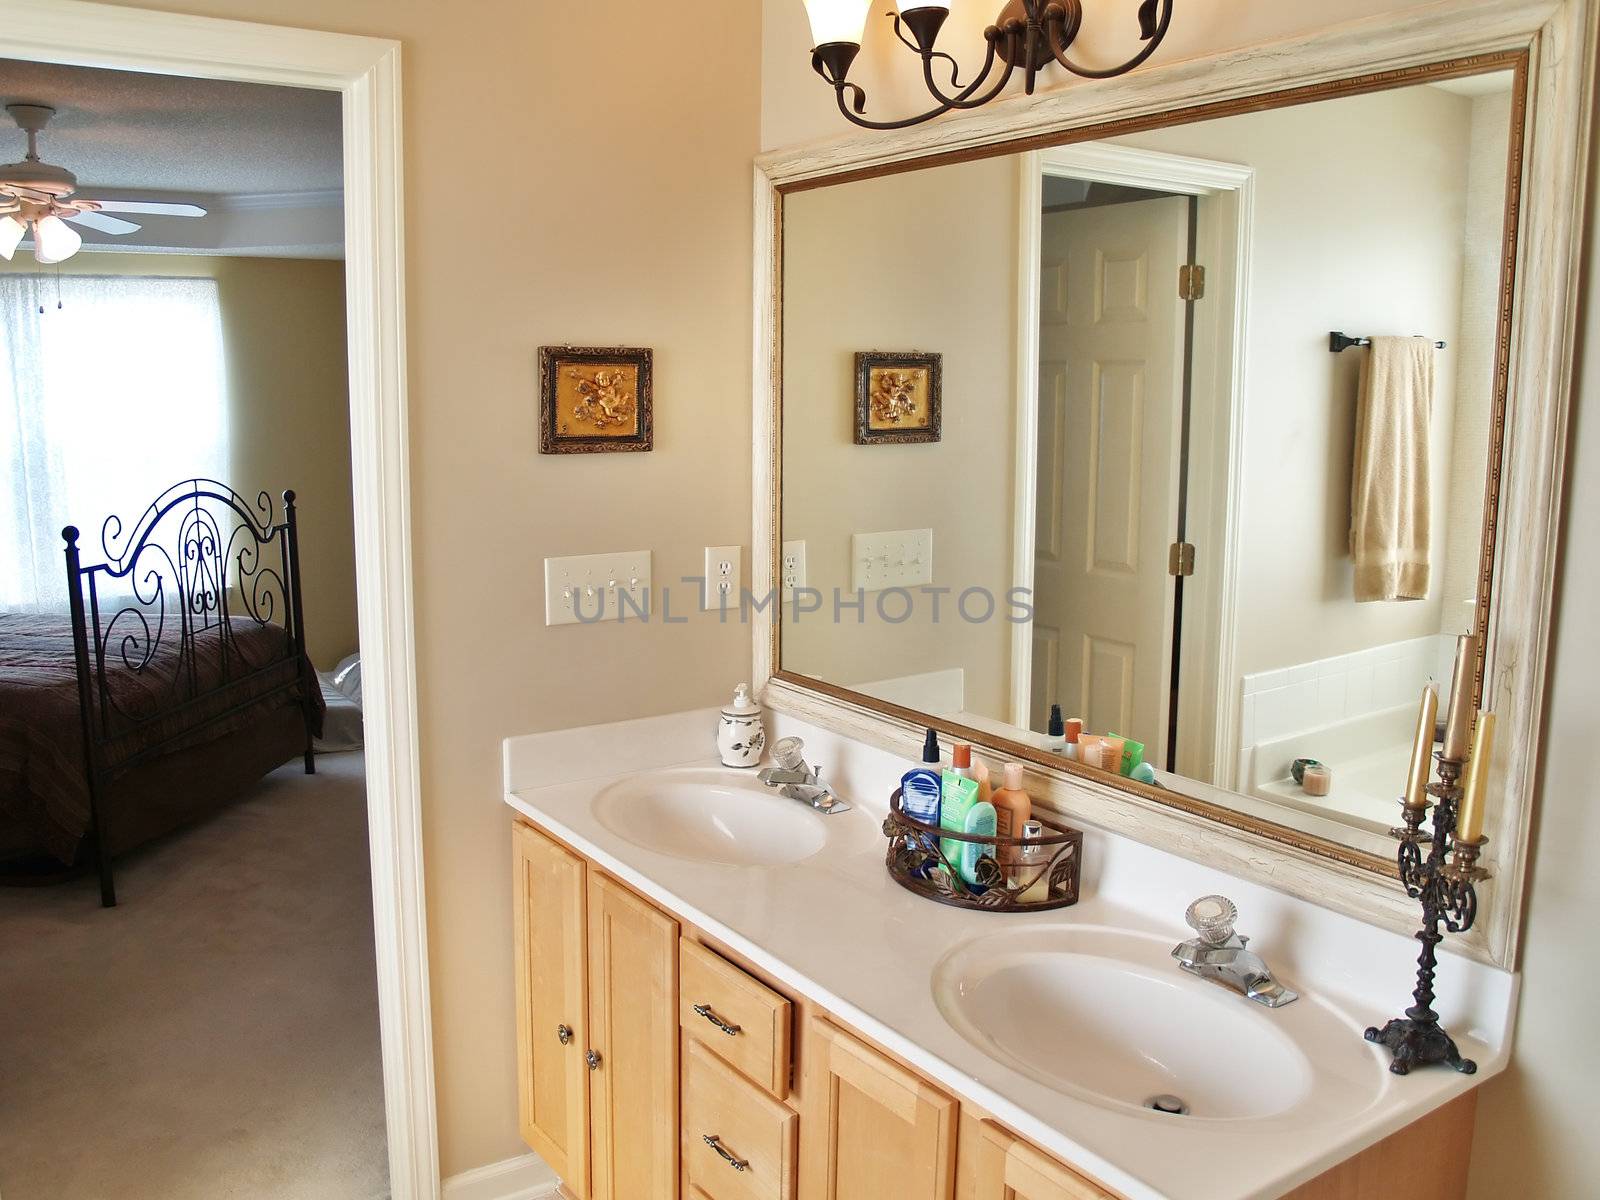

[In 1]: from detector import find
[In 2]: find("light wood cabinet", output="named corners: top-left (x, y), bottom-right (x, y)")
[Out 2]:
top-left (680, 938), bottom-right (793, 1100)
top-left (512, 821), bottom-right (679, 1200)
top-left (586, 870), bottom-right (680, 1200)
top-left (964, 1120), bottom-right (1114, 1200)
top-left (799, 1018), bottom-right (957, 1200)
top-left (512, 821), bottom-right (590, 1196)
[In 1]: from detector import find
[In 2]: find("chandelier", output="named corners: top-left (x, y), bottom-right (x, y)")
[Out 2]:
top-left (802, 0), bottom-right (1175, 130)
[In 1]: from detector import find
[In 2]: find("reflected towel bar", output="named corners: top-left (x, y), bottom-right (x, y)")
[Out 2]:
top-left (1329, 332), bottom-right (1448, 353)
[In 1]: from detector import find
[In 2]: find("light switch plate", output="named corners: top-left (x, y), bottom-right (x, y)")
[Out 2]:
top-left (703, 545), bottom-right (742, 611)
top-left (851, 529), bottom-right (933, 593)
top-left (544, 551), bottom-right (652, 626)
top-left (781, 540), bottom-right (807, 596)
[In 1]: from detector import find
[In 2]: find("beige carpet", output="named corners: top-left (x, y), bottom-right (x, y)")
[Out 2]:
top-left (0, 752), bottom-right (389, 1200)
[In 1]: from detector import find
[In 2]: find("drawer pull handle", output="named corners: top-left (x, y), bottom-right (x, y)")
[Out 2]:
top-left (703, 1134), bottom-right (749, 1172)
top-left (586, 1050), bottom-right (602, 1071)
top-left (556, 1024), bottom-right (572, 1046)
top-left (693, 1003), bottom-right (742, 1037)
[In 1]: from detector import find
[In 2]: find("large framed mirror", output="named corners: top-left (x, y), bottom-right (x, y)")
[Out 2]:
top-left (752, 1), bottom-right (1592, 968)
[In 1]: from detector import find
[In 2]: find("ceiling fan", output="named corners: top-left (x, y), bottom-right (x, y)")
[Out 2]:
top-left (0, 102), bottom-right (208, 264)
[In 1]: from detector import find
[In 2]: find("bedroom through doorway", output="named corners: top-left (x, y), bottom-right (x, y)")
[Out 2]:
top-left (0, 58), bottom-right (386, 1200)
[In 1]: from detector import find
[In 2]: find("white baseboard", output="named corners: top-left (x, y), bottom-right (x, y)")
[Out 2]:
top-left (441, 1153), bottom-right (560, 1200)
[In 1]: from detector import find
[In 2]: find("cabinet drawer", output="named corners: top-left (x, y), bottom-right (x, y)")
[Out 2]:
top-left (684, 1037), bottom-right (798, 1200)
top-left (680, 938), bottom-right (792, 1099)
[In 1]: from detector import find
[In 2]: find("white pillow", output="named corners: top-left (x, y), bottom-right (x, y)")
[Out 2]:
top-left (331, 652), bottom-right (362, 708)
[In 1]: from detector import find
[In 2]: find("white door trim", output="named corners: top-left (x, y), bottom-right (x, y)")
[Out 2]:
top-left (3, 2), bottom-right (438, 1196)
top-left (1008, 144), bottom-right (1255, 774)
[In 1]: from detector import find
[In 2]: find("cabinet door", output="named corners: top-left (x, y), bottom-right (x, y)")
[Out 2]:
top-left (799, 1019), bottom-right (956, 1200)
top-left (587, 871), bottom-right (680, 1200)
top-left (969, 1122), bottom-right (1114, 1200)
top-left (512, 821), bottom-right (590, 1197)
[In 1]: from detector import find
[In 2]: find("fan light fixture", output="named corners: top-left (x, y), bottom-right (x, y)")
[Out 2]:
top-left (0, 102), bottom-right (209, 265)
top-left (801, 0), bottom-right (1174, 129)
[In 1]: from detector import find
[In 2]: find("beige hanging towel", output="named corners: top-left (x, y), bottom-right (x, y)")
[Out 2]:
top-left (1349, 336), bottom-right (1434, 602)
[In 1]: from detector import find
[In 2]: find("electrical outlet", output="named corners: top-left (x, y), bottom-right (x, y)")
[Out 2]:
top-left (544, 551), bottom-right (652, 627)
top-left (703, 545), bottom-right (741, 611)
top-left (781, 540), bottom-right (807, 596)
top-left (851, 529), bottom-right (933, 592)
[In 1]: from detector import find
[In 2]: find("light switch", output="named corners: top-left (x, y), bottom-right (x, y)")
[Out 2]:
top-left (851, 529), bottom-right (932, 593)
top-left (544, 551), bottom-right (652, 626)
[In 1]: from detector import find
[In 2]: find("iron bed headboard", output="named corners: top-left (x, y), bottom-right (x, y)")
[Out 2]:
top-left (60, 479), bottom-right (317, 906)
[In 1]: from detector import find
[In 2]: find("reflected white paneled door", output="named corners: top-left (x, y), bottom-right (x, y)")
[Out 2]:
top-left (1032, 195), bottom-right (1188, 747)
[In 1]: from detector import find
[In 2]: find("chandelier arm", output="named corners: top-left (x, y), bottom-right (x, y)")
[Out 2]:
top-left (1044, 0), bottom-right (1174, 80)
top-left (918, 27), bottom-right (1016, 109)
top-left (830, 27), bottom-right (1021, 130)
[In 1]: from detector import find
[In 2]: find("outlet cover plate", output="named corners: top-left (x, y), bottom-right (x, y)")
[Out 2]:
top-left (703, 545), bottom-right (742, 611)
top-left (544, 551), bottom-right (652, 626)
top-left (851, 529), bottom-right (932, 593)
top-left (781, 539), bottom-right (807, 597)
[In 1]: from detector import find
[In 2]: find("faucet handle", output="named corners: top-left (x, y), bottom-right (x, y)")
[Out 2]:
top-left (771, 736), bottom-right (807, 771)
top-left (1185, 895), bottom-right (1239, 945)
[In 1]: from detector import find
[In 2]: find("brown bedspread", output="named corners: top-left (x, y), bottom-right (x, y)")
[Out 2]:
top-left (0, 612), bottom-right (323, 867)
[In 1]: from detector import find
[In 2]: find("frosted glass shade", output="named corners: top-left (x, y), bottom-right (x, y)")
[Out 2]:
top-left (33, 214), bottom-right (82, 264)
top-left (902, 1), bottom-right (952, 10)
top-left (0, 213), bottom-right (24, 261)
top-left (803, 0), bottom-right (872, 46)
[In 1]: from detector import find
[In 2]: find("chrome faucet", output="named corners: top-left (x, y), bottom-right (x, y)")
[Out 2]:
top-left (1172, 895), bottom-right (1299, 1008)
top-left (757, 737), bottom-right (852, 814)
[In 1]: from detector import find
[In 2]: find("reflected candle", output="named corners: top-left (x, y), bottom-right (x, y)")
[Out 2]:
top-left (1456, 711), bottom-right (1496, 845)
top-left (1403, 684), bottom-right (1440, 810)
top-left (1441, 634), bottom-right (1478, 762)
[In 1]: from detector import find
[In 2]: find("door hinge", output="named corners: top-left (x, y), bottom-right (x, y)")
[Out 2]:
top-left (1178, 264), bottom-right (1206, 301)
top-left (1168, 542), bottom-right (1196, 577)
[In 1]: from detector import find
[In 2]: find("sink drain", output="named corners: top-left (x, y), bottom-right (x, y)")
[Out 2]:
top-left (1145, 1094), bottom-right (1190, 1116)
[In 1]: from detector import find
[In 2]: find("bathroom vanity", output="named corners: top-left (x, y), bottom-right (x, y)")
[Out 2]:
top-left (504, 710), bottom-right (1508, 1200)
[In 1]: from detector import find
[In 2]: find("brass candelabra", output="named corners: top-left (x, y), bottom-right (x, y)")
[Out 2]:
top-left (1363, 754), bottom-right (1490, 1075)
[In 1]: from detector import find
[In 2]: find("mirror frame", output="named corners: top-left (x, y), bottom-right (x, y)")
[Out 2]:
top-left (752, 0), bottom-right (1596, 969)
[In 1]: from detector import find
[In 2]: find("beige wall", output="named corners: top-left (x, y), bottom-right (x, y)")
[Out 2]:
top-left (0, 252), bottom-right (357, 668)
top-left (781, 158), bottom-right (1019, 718)
top-left (763, 3), bottom-right (1600, 1196)
top-left (79, 0), bottom-right (763, 1176)
top-left (1108, 85), bottom-right (1476, 678)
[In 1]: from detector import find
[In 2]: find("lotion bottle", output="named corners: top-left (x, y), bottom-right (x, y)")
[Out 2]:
top-left (899, 727), bottom-right (942, 826)
top-left (989, 763), bottom-right (1032, 874)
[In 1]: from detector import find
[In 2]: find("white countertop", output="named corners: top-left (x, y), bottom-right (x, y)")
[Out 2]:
top-left (503, 708), bottom-right (1514, 1200)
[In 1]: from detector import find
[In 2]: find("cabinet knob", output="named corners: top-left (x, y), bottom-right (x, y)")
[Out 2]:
top-left (556, 1024), bottom-right (572, 1046)
top-left (702, 1134), bottom-right (749, 1172)
top-left (586, 1049), bottom-right (602, 1072)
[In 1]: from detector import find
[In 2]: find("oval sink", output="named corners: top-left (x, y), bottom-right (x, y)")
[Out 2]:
top-left (934, 927), bottom-right (1377, 1122)
top-left (592, 767), bottom-right (830, 867)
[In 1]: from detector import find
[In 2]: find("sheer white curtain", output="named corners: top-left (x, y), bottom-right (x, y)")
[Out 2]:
top-left (0, 275), bottom-right (228, 612)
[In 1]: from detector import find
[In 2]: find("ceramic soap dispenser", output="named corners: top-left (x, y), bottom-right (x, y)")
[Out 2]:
top-left (717, 683), bottom-right (766, 768)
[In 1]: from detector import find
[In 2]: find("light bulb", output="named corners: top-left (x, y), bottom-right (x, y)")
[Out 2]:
top-left (0, 213), bottom-right (25, 260)
top-left (33, 214), bottom-right (83, 265)
top-left (802, 0), bottom-right (872, 47)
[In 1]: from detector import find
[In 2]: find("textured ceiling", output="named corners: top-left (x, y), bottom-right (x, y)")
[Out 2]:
top-left (0, 58), bottom-right (342, 197)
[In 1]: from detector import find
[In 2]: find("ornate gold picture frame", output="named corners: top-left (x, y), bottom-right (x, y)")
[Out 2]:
top-left (853, 350), bottom-right (942, 445)
top-left (539, 345), bottom-right (654, 454)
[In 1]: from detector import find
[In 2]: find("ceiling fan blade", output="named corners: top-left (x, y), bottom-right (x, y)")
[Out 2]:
top-left (64, 209), bottom-right (142, 235)
top-left (84, 199), bottom-right (208, 217)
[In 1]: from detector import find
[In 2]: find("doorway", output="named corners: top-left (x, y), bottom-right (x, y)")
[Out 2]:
top-left (1010, 143), bottom-right (1254, 781)
top-left (2, 5), bottom-right (433, 1197)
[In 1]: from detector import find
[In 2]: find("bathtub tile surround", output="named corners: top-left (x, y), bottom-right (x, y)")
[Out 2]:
top-left (503, 706), bottom-right (1514, 1200)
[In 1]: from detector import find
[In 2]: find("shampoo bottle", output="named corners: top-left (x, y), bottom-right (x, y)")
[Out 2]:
top-left (940, 745), bottom-right (980, 868)
top-left (960, 801), bottom-right (998, 890)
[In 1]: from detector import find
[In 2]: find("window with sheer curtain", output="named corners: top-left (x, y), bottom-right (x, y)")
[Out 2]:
top-left (0, 274), bottom-right (228, 613)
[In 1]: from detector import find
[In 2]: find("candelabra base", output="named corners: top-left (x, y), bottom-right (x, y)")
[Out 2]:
top-left (1364, 1017), bottom-right (1478, 1076)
